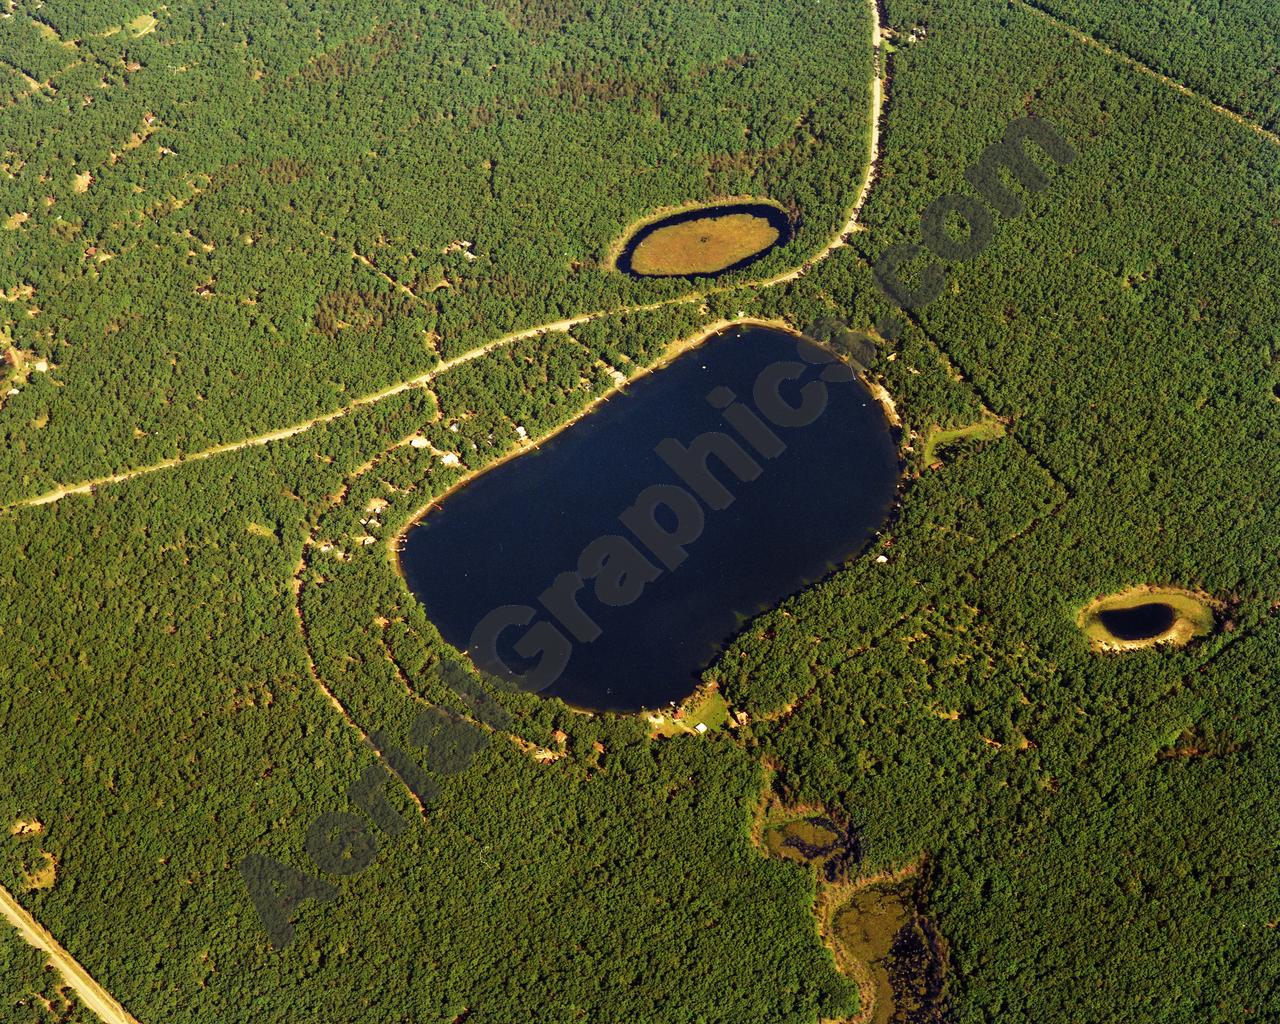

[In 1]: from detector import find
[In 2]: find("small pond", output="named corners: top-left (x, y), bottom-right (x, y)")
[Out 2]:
top-left (1096, 602), bottom-right (1177, 641)
top-left (616, 202), bottom-right (792, 279)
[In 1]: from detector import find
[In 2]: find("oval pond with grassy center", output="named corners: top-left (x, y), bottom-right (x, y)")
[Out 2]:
top-left (616, 203), bottom-right (792, 279)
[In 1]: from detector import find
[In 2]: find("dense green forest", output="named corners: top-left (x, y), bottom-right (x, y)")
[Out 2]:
top-left (0, 0), bottom-right (871, 502)
top-left (0, 927), bottom-right (94, 1024)
top-left (1024, 0), bottom-right (1280, 132)
top-left (715, 0), bottom-right (1280, 1017)
top-left (2, 0), bottom-right (1278, 1022)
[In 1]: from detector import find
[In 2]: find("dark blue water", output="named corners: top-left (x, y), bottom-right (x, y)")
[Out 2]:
top-left (1098, 603), bottom-right (1176, 640)
top-left (399, 326), bottom-right (899, 711)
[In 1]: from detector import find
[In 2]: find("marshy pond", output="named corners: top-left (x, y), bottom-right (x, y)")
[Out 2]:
top-left (1097, 602), bottom-right (1176, 640)
top-left (1078, 586), bottom-right (1216, 651)
top-left (615, 202), bottom-right (792, 279)
top-left (399, 325), bottom-right (898, 711)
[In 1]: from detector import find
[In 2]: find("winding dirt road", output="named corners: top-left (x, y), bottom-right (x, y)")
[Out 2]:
top-left (8, 313), bottom-right (605, 511)
top-left (5, 2), bottom-right (1275, 1019)
top-left (0, 883), bottom-right (142, 1024)
top-left (758, 70), bottom-right (884, 289)
top-left (0, 14), bottom-right (890, 1004)
top-left (1, 0), bottom-right (889, 516)
top-left (4, 0), bottom-right (1274, 517)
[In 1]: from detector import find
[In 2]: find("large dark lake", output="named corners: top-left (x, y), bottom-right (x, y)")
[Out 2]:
top-left (399, 325), bottom-right (899, 711)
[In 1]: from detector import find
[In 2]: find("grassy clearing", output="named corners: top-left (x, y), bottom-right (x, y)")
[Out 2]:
top-left (129, 13), bottom-right (159, 36)
top-left (648, 684), bottom-right (729, 737)
top-left (921, 418), bottom-right (1006, 463)
top-left (30, 20), bottom-right (63, 45)
top-left (629, 213), bottom-right (780, 276)
top-left (1077, 585), bottom-right (1218, 651)
top-left (22, 850), bottom-right (57, 891)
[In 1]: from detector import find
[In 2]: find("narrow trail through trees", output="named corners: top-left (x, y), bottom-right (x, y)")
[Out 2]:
top-left (1014, 0), bottom-right (1280, 146)
top-left (283, 0), bottom-right (892, 946)
top-left (0, 16), bottom-right (890, 1015)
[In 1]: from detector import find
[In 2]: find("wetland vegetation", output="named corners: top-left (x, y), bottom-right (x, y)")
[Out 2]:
top-left (757, 804), bottom-right (947, 1024)
top-left (615, 203), bottom-right (792, 279)
top-left (831, 880), bottom-right (951, 1024)
top-left (1078, 586), bottom-right (1217, 650)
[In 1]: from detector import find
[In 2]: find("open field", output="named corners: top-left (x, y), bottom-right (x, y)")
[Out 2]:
top-left (128, 13), bottom-right (159, 37)
top-left (648, 686), bottom-right (731, 738)
top-left (920, 418), bottom-right (1006, 464)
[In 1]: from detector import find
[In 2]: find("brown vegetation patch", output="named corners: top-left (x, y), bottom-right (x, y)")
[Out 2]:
top-left (545, 65), bottom-right (661, 112)
top-left (23, 850), bottom-right (58, 891)
top-left (315, 288), bottom-right (415, 338)
top-left (628, 213), bottom-right (780, 276)
top-left (486, 0), bottom-right (582, 37)
top-left (263, 157), bottom-right (309, 185)
top-left (707, 118), bottom-right (818, 182)
top-left (1156, 724), bottom-right (1244, 762)
top-left (300, 23), bottom-right (404, 84)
